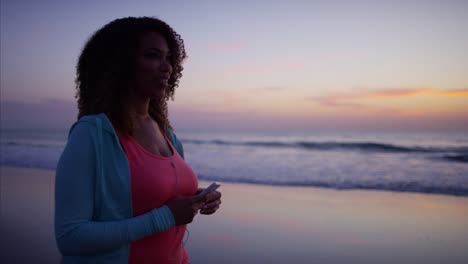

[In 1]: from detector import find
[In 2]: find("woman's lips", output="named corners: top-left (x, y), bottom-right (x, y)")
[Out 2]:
top-left (158, 79), bottom-right (169, 86)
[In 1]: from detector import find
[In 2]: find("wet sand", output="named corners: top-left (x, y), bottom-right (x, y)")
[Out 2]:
top-left (1, 166), bottom-right (467, 263)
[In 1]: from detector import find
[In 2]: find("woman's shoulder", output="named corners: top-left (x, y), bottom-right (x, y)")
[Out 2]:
top-left (68, 113), bottom-right (115, 138)
top-left (77, 113), bottom-right (110, 125)
top-left (68, 113), bottom-right (98, 130)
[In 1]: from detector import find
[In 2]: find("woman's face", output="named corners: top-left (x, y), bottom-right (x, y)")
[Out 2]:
top-left (131, 31), bottom-right (173, 99)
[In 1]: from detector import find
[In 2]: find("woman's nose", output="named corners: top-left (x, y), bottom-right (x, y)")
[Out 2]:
top-left (161, 60), bottom-right (172, 74)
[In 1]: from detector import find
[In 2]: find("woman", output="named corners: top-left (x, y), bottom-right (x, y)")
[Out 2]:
top-left (54, 17), bottom-right (222, 264)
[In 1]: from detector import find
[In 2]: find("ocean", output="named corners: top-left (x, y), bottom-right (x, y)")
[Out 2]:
top-left (1, 129), bottom-right (467, 196)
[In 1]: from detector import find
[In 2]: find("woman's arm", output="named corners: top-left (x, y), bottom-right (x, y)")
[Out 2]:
top-left (54, 122), bottom-right (175, 256)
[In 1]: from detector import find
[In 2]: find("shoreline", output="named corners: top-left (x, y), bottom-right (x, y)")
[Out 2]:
top-left (2, 165), bottom-right (467, 198)
top-left (1, 166), bottom-right (468, 263)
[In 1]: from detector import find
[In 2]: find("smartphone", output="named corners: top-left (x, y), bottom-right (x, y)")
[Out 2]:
top-left (197, 182), bottom-right (221, 197)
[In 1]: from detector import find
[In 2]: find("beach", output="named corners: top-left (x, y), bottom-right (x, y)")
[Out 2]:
top-left (1, 166), bottom-right (467, 264)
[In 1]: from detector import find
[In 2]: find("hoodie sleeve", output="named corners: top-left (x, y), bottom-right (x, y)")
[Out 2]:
top-left (54, 121), bottom-right (175, 256)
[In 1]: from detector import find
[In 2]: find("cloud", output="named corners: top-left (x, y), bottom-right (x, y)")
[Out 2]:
top-left (204, 90), bottom-right (253, 110)
top-left (202, 86), bottom-right (288, 107)
top-left (3, 89), bottom-right (467, 132)
top-left (243, 85), bottom-right (287, 95)
top-left (309, 87), bottom-right (468, 112)
top-left (435, 88), bottom-right (468, 96)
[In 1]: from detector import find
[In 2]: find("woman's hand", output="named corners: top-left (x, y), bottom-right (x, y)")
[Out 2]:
top-left (195, 188), bottom-right (222, 215)
top-left (165, 195), bottom-right (206, 226)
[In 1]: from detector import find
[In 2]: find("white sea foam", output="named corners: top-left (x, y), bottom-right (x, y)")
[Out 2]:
top-left (1, 129), bottom-right (467, 196)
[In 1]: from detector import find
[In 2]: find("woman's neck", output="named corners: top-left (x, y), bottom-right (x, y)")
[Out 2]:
top-left (127, 92), bottom-right (152, 121)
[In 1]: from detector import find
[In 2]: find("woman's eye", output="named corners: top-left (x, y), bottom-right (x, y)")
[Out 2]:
top-left (145, 52), bottom-right (161, 58)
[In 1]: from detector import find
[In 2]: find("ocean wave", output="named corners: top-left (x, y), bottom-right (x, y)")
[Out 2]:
top-left (4, 137), bottom-right (467, 155)
top-left (1, 141), bottom-right (65, 148)
top-left (442, 154), bottom-right (468, 163)
top-left (4, 160), bottom-right (465, 196)
top-left (183, 139), bottom-right (468, 154)
top-left (197, 174), bottom-right (468, 196)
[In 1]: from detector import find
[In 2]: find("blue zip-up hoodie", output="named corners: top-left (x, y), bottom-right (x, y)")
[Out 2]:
top-left (54, 113), bottom-right (185, 263)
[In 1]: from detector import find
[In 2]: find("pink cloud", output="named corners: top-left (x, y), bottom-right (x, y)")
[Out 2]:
top-left (3, 92), bottom-right (467, 132)
top-left (309, 87), bottom-right (468, 113)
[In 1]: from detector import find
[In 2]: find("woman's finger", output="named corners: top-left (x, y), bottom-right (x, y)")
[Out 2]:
top-left (200, 205), bottom-right (220, 215)
top-left (192, 201), bottom-right (205, 212)
top-left (205, 190), bottom-right (222, 203)
top-left (201, 200), bottom-right (221, 211)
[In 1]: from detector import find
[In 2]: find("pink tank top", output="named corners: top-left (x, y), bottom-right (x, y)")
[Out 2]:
top-left (117, 127), bottom-right (198, 264)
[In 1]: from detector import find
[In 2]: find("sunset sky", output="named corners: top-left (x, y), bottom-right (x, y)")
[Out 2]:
top-left (1, 0), bottom-right (467, 132)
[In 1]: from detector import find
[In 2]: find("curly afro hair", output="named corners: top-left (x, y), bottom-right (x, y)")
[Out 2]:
top-left (75, 16), bottom-right (187, 136)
